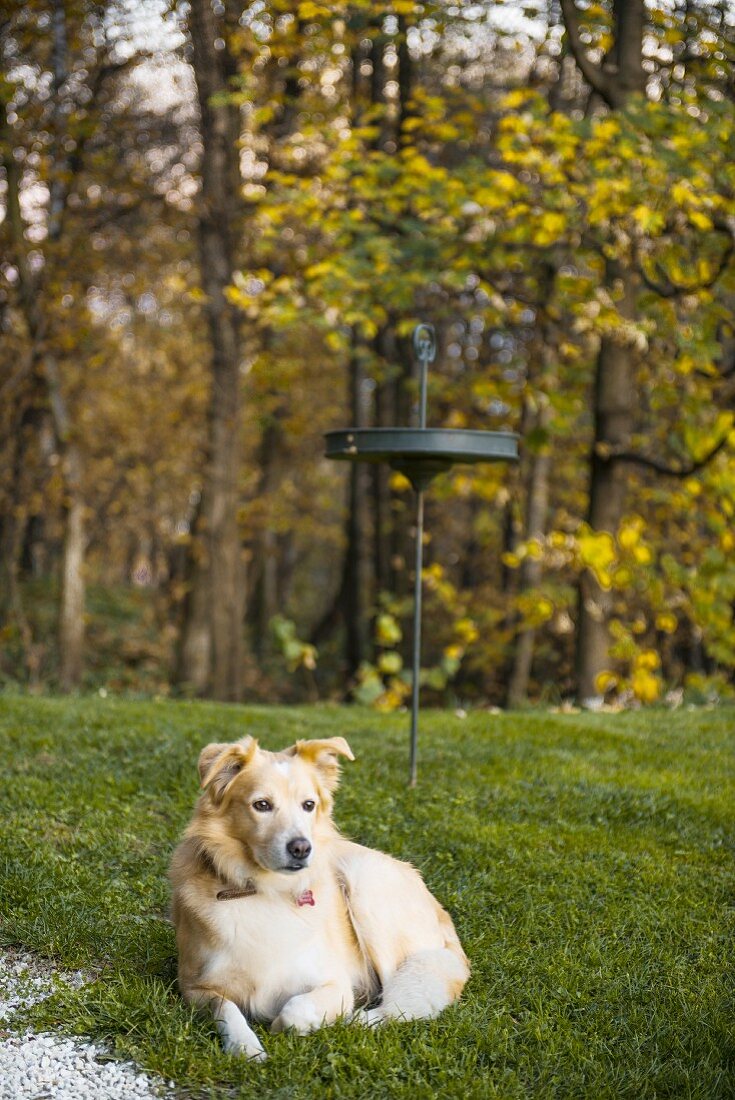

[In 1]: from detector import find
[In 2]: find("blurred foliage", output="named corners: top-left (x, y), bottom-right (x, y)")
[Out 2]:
top-left (0, 0), bottom-right (733, 706)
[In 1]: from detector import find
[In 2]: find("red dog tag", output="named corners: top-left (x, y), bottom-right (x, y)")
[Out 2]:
top-left (297, 890), bottom-right (315, 907)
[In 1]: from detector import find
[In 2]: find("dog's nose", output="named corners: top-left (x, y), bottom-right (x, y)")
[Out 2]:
top-left (286, 837), bottom-right (312, 861)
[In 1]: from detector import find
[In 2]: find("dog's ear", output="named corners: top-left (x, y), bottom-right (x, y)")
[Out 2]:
top-left (292, 737), bottom-right (355, 791)
top-left (198, 737), bottom-right (257, 804)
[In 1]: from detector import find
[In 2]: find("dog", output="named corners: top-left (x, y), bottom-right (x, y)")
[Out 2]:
top-left (169, 735), bottom-right (469, 1060)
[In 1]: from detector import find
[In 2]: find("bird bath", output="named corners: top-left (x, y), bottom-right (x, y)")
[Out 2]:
top-left (325, 324), bottom-right (519, 785)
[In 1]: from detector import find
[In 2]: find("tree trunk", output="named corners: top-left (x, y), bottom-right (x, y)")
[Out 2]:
top-left (560, 0), bottom-right (646, 702)
top-left (44, 355), bottom-right (86, 691)
top-left (342, 462), bottom-right (370, 676)
top-left (246, 416), bottom-right (284, 660)
top-left (49, 0), bottom-right (86, 692)
top-left (560, 0), bottom-right (646, 110)
top-left (506, 262), bottom-right (557, 707)
top-left (0, 405), bottom-right (44, 687)
top-left (389, 338), bottom-right (416, 599)
top-left (611, 0), bottom-right (647, 104)
top-left (311, 338), bottom-right (370, 677)
top-left (178, 0), bottom-right (245, 700)
top-left (397, 14), bottom-right (414, 141)
top-left (575, 264), bottom-right (637, 701)
top-left (507, 400), bottom-right (552, 708)
top-left (58, 469), bottom-right (85, 690)
top-left (2, 34), bottom-right (87, 690)
top-left (371, 326), bottom-right (402, 597)
top-left (371, 375), bottom-right (390, 595)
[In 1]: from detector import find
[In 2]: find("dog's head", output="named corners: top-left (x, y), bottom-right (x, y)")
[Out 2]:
top-left (195, 735), bottom-right (354, 874)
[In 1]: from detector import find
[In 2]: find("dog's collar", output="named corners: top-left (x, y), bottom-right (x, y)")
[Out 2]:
top-left (216, 880), bottom-right (258, 901)
top-left (216, 882), bottom-right (315, 907)
top-left (197, 847), bottom-right (315, 906)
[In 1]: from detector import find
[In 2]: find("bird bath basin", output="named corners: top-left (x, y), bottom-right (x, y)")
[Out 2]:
top-left (325, 426), bottom-right (518, 491)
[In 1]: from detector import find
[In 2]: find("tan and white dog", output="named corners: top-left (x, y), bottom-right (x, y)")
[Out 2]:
top-left (169, 735), bottom-right (469, 1060)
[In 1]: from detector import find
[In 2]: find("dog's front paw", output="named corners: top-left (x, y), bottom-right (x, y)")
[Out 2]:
top-left (222, 1035), bottom-right (268, 1061)
top-left (271, 995), bottom-right (324, 1036)
top-left (246, 1047), bottom-right (268, 1063)
top-left (216, 1010), bottom-right (268, 1061)
top-left (354, 1007), bottom-right (385, 1028)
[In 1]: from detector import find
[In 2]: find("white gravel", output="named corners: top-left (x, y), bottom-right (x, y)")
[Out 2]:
top-left (0, 950), bottom-right (173, 1099)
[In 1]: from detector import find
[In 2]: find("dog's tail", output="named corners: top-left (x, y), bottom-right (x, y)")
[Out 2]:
top-left (360, 944), bottom-right (469, 1025)
top-left (436, 900), bottom-right (470, 973)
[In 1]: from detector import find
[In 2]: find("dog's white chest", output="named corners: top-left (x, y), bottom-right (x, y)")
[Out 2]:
top-left (204, 888), bottom-right (351, 1021)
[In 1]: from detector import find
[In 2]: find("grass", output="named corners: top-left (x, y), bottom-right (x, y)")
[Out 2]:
top-left (0, 696), bottom-right (733, 1099)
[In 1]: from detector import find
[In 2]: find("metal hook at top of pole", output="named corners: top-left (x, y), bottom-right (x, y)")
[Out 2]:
top-left (413, 323), bottom-right (437, 364)
top-left (413, 323), bottom-right (436, 432)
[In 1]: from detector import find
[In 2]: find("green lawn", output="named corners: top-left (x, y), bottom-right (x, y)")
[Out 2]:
top-left (0, 697), bottom-right (733, 1099)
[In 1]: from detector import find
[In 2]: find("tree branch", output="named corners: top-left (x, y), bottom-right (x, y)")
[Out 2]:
top-left (1, 115), bottom-right (45, 343)
top-left (639, 231), bottom-right (734, 299)
top-left (608, 430), bottom-right (731, 477)
top-left (559, 0), bottom-right (615, 107)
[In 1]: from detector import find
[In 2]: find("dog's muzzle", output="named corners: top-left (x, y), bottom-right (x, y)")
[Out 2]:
top-left (284, 836), bottom-right (312, 870)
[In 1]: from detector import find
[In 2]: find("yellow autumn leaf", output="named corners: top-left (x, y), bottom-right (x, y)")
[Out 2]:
top-left (389, 471), bottom-right (411, 492)
top-left (378, 651), bottom-right (403, 675)
top-left (594, 119), bottom-right (621, 142)
top-left (535, 596), bottom-right (555, 623)
top-left (578, 529), bottom-right (617, 589)
top-left (325, 330), bottom-right (347, 352)
top-left (298, 1), bottom-right (327, 18)
top-left (595, 670), bottom-right (618, 694)
top-left (689, 210), bottom-right (713, 231)
top-left (618, 519), bottom-right (642, 550)
top-left (612, 566), bottom-right (633, 588)
top-left (375, 686), bottom-right (408, 713)
top-left (400, 151), bottom-right (436, 178)
top-left (476, 173), bottom-right (524, 211)
top-left (376, 613), bottom-right (402, 647)
top-left (533, 211), bottom-right (567, 246)
top-left (500, 89), bottom-right (534, 110)
top-left (631, 667), bottom-right (661, 703)
top-left (671, 180), bottom-right (691, 205)
top-left (632, 205), bottom-right (665, 234)
top-left (455, 618), bottom-right (479, 645)
top-left (635, 649), bottom-right (661, 671)
top-left (516, 592), bottom-right (554, 627)
top-left (655, 612), bottom-right (678, 634)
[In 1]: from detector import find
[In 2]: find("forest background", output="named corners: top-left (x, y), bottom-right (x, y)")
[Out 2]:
top-left (1, 0), bottom-right (733, 712)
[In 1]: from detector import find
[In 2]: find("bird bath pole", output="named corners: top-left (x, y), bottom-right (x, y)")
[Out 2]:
top-left (325, 323), bottom-right (519, 786)
top-left (408, 324), bottom-right (435, 787)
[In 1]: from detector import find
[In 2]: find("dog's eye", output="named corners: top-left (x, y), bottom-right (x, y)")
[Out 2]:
top-left (252, 799), bottom-right (273, 813)
top-left (302, 800), bottom-right (316, 813)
